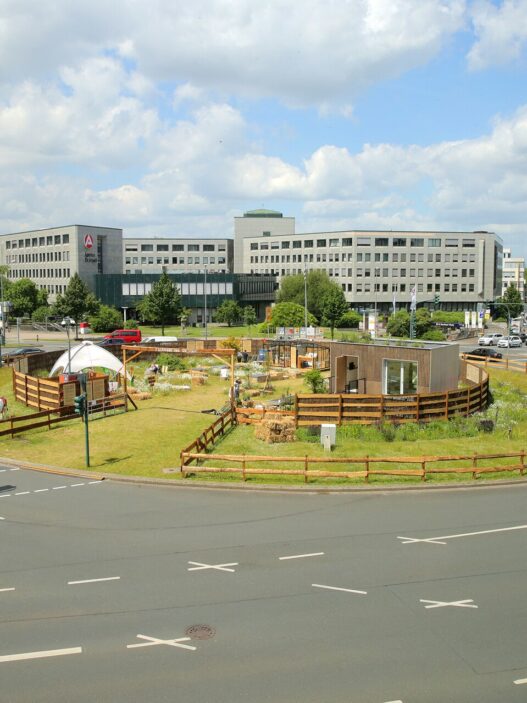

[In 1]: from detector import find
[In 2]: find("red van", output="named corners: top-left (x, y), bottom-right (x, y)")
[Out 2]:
top-left (103, 329), bottom-right (142, 343)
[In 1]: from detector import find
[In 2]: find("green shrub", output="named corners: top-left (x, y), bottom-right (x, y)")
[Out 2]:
top-left (156, 353), bottom-right (188, 371)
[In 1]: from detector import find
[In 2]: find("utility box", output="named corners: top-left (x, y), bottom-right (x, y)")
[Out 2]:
top-left (320, 423), bottom-right (336, 450)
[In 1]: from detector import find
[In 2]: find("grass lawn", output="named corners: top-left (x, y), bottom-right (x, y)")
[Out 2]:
top-left (0, 364), bottom-right (306, 477)
top-left (138, 324), bottom-right (265, 338)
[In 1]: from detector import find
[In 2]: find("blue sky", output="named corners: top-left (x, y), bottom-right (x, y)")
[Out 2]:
top-left (1, 0), bottom-right (526, 258)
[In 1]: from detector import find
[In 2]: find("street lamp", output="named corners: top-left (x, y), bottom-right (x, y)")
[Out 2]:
top-left (304, 267), bottom-right (308, 336)
top-left (122, 307), bottom-right (128, 325)
top-left (61, 316), bottom-right (74, 375)
top-left (204, 266), bottom-right (208, 341)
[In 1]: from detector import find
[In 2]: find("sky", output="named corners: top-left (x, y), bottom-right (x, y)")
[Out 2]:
top-left (1, 0), bottom-right (527, 257)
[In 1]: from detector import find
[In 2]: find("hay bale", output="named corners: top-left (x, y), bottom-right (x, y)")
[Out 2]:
top-left (254, 412), bottom-right (296, 444)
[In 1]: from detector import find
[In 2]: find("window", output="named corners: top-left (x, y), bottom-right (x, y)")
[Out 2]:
top-left (428, 238), bottom-right (441, 247)
top-left (262, 231), bottom-right (271, 237)
top-left (156, 244), bottom-right (169, 252)
top-left (281, 241), bottom-right (290, 249)
top-left (141, 244), bottom-right (154, 252)
top-left (393, 238), bottom-right (406, 247)
top-left (375, 238), bottom-right (389, 246)
top-left (357, 237), bottom-right (371, 246)
top-left (188, 244), bottom-right (199, 252)
top-left (317, 239), bottom-right (327, 247)
top-left (304, 240), bottom-right (313, 248)
top-left (250, 243), bottom-right (258, 251)
top-left (445, 238), bottom-right (458, 247)
top-left (410, 238), bottom-right (424, 247)
top-left (329, 238), bottom-right (339, 247)
top-left (462, 239), bottom-right (475, 247)
top-left (62, 234), bottom-right (69, 244)
top-left (54, 235), bottom-right (60, 245)
top-left (203, 244), bottom-right (215, 251)
top-left (342, 238), bottom-right (353, 246)
top-left (46, 236), bottom-right (52, 245)
top-left (293, 241), bottom-right (301, 249)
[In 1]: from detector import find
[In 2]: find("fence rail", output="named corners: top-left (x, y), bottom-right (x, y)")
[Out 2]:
top-left (180, 450), bottom-right (526, 483)
top-left (180, 405), bottom-right (237, 457)
top-left (236, 407), bottom-right (296, 425)
top-left (0, 407), bottom-right (79, 438)
top-left (461, 353), bottom-right (527, 373)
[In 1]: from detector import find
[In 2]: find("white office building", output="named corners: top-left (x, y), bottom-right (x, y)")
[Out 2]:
top-left (502, 248), bottom-right (525, 301)
top-left (123, 238), bottom-right (233, 275)
top-left (235, 210), bottom-right (503, 311)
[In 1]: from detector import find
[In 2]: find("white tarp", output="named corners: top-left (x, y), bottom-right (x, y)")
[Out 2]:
top-left (49, 341), bottom-right (128, 378)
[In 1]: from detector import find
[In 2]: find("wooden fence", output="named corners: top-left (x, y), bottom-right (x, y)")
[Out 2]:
top-left (13, 370), bottom-right (64, 411)
top-left (180, 405), bottom-right (237, 457)
top-left (180, 450), bottom-right (526, 483)
top-left (0, 407), bottom-right (79, 438)
top-left (236, 407), bottom-right (295, 425)
top-left (461, 353), bottom-right (527, 374)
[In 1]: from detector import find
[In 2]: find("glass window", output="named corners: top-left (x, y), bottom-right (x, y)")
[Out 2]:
top-left (250, 243), bottom-right (258, 250)
top-left (329, 238), bottom-right (339, 247)
top-left (156, 244), bottom-right (169, 251)
top-left (384, 360), bottom-right (418, 395)
top-left (392, 238), bottom-right (406, 247)
top-left (428, 238), bottom-right (441, 247)
top-left (410, 238), bottom-right (424, 247)
top-left (342, 238), bottom-right (353, 246)
top-left (375, 238), bottom-right (389, 246)
top-left (445, 238), bottom-right (458, 247)
top-left (317, 239), bottom-right (327, 247)
top-left (203, 244), bottom-right (215, 251)
top-left (188, 244), bottom-right (199, 252)
top-left (304, 240), bottom-right (313, 248)
top-left (141, 244), bottom-right (154, 252)
top-left (357, 237), bottom-right (371, 246)
top-left (281, 241), bottom-right (290, 249)
top-left (462, 239), bottom-right (475, 247)
top-left (172, 244), bottom-right (184, 251)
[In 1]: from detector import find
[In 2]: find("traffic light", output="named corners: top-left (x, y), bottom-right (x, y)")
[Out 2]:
top-left (74, 393), bottom-right (86, 416)
top-left (434, 294), bottom-right (440, 308)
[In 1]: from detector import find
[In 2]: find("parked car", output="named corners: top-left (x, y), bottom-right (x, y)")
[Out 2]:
top-left (1, 347), bottom-right (44, 359)
top-left (497, 336), bottom-right (522, 348)
top-left (478, 333), bottom-right (503, 346)
top-left (103, 328), bottom-right (142, 344)
top-left (97, 338), bottom-right (123, 348)
top-left (466, 348), bottom-right (503, 359)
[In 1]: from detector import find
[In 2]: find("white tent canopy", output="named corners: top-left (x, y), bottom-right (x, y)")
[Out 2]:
top-left (49, 341), bottom-right (128, 378)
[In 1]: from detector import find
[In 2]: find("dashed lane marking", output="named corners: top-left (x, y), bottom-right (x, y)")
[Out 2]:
top-left (398, 524), bottom-right (527, 545)
top-left (312, 583), bottom-right (367, 595)
top-left (0, 482), bottom-right (104, 500)
top-left (279, 552), bottom-right (325, 560)
top-left (514, 677), bottom-right (527, 685)
top-left (0, 647), bottom-right (82, 663)
top-left (0, 588), bottom-right (15, 593)
top-left (68, 576), bottom-right (121, 585)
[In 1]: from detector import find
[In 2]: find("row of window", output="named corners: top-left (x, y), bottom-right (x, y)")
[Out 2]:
top-left (122, 282), bottom-right (234, 297)
top-left (250, 251), bottom-right (476, 265)
top-left (125, 243), bottom-right (227, 253)
top-left (8, 268), bottom-right (71, 279)
top-left (6, 251), bottom-right (70, 264)
top-left (338, 283), bottom-right (476, 294)
top-left (125, 256), bottom-right (227, 266)
top-left (5, 234), bottom-right (70, 249)
top-left (249, 236), bottom-right (477, 251)
top-left (124, 269), bottom-right (229, 275)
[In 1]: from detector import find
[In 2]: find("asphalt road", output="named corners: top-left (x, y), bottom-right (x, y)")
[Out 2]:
top-left (1, 469), bottom-right (527, 703)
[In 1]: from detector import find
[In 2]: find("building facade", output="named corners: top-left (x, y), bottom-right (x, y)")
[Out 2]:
top-left (0, 225), bottom-right (123, 299)
top-left (235, 211), bottom-right (503, 311)
top-left (123, 238), bottom-right (233, 275)
top-left (502, 248), bottom-right (525, 301)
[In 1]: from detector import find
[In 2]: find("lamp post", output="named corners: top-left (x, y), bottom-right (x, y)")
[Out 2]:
top-left (204, 266), bottom-right (208, 340)
top-left (122, 307), bottom-right (128, 325)
top-left (62, 316), bottom-right (73, 375)
top-left (304, 267), bottom-right (308, 336)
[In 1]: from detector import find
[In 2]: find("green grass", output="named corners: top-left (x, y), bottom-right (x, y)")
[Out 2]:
top-left (138, 324), bottom-right (263, 338)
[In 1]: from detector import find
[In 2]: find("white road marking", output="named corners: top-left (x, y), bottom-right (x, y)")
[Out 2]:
top-left (312, 583), bottom-right (367, 595)
top-left (279, 552), bottom-right (325, 560)
top-left (0, 483), bottom-right (103, 500)
top-left (33, 489), bottom-right (49, 493)
top-left (0, 587), bottom-right (15, 592)
top-left (398, 524), bottom-right (527, 545)
top-left (68, 576), bottom-right (121, 585)
top-left (70, 483), bottom-right (85, 487)
top-left (127, 634), bottom-right (196, 651)
top-left (514, 677), bottom-right (527, 685)
top-left (0, 647), bottom-right (82, 663)
top-left (0, 495), bottom-right (10, 498)
top-left (14, 492), bottom-right (29, 496)
top-left (384, 700), bottom-right (403, 702)
top-left (10, 468), bottom-right (19, 471)
top-left (88, 480), bottom-right (103, 484)
top-left (0, 516), bottom-right (4, 520)
top-left (187, 561), bottom-right (238, 572)
top-left (52, 486), bottom-right (67, 490)
top-left (420, 599), bottom-right (478, 609)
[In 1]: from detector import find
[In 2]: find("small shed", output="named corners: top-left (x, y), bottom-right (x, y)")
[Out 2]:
top-left (263, 340), bottom-right (330, 370)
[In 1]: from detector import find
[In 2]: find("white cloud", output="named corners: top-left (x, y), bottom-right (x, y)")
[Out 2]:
top-left (468, 0), bottom-right (527, 70)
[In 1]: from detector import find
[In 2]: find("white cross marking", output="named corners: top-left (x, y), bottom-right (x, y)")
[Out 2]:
top-left (127, 634), bottom-right (196, 651)
top-left (187, 561), bottom-right (238, 572)
top-left (420, 599), bottom-right (478, 609)
top-left (398, 523), bottom-right (527, 545)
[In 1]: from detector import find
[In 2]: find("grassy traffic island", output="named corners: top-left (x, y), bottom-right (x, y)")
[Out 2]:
top-left (0, 361), bottom-right (525, 487)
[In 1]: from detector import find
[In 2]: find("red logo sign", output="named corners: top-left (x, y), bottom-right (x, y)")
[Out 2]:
top-left (84, 234), bottom-right (94, 249)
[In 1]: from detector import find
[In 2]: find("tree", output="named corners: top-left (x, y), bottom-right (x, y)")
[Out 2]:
top-left (494, 283), bottom-right (524, 320)
top-left (338, 310), bottom-right (362, 328)
top-left (89, 305), bottom-right (123, 333)
top-left (277, 270), bottom-right (344, 322)
top-left (137, 271), bottom-right (182, 335)
top-left (386, 310), bottom-right (410, 337)
top-left (270, 302), bottom-right (317, 328)
top-left (215, 300), bottom-right (242, 327)
top-left (6, 279), bottom-right (47, 318)
top-left (321, 287), bottom-right (348, 339)
top-left (304, 369), bottom-right (326, 394)
top-left (53, 274), bottom-right (100, 332)
top-left (415, 308), bottom-right (433, 338)
top-left (242, 305), bottom-right (257, 329)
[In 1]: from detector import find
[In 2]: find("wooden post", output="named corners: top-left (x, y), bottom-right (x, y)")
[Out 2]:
top-left (379, 395), bottom-right (385, 422)
top-left (294, 394), bottom-right (298, 428)
top-left (365, 455), bottom-right (369, 484)
top-left (47, 410), bottom-right (51, 430)
top-left (304, 455), bottom-right (308, 483)
top-left (444, 390), bottom-right (449, 420)
top-left (338, 394), bottom-right (343, 426)
top-left (122, 347), bottom-right (128, 412)
top-left (242, 454), bottom-right (246, 482)
top-left (506, 356), bottom-right (509, 370)
top-left (466, 388), bottom-right (470, 417)
top-left (10, 417), bottom-right (14, 438)
top-left (520, 449), bottom-right (525, 477)
top-left (472, 453), bottom-right (478, 480)
top-left (421, 460), bottom-right (426, 482)
top-left (416, 394), bottom-right (420, 422)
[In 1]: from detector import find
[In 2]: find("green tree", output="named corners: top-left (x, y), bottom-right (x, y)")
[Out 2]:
top-left (303, 369), bottom-right (326, 394)
top-left (137, 271), bottom-right (182, 335)
top-left (242, 305), bottom-right (257, 329)
top-left (494, 283), bottom-right (524, 320)
top-left (32, 305), bottom-right (53, 323)
top-left (386, 310), bottom-right (410, 337)
top-left (321, 287), bottom-right (348, 339)
top-left (277, 270), bottom-right (343, 322)
top-left (7, 279), bottom-right (47, 317)
top-left (53, 274), bottom-right (100, 332)
top-left (415, 308), bottom-right (433, 337)
top-left (89, 305), bottom-right (123, 333)
top-left (270, 302), bottom-right (317, 328)
top-left (215, 300), bottom-right (242, 327)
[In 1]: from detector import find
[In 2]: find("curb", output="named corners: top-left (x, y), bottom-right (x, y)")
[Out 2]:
top-left (1, 456), bottom-right (527, 493)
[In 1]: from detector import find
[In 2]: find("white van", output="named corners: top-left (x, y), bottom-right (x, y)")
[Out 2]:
top-left (142, 336), bottom-right (179, 344)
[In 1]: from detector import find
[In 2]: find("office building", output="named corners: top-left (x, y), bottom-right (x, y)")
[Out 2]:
top-left (123, 238), bottom-right (233, 275)
top-left (502, 248), bottom-right (525, 301)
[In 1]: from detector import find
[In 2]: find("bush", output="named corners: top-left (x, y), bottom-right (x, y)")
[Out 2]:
top-left (221, 337), bottom-right (242, 353)
top-left (156, 353), bottom-right (188, 371)
top-left (303, 369), bottom-right (326, 393)
top-left (337, 310), bottom-right (362, 328)
top-left (32, 305), bottom-right (52, 323)
top-left (89, 305), bottom-right (123, 333)
top-left (420, 329), bottom-right (446, 341)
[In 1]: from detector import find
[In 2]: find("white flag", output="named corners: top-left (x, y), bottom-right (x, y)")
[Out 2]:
top-left (392, 293), bottom-right (396, 314)
top-left (410, 285), bottom-right (417, 312)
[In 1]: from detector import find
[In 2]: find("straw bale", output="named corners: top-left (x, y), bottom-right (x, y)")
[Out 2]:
top-left (254, 412), bottom-right (296, 443)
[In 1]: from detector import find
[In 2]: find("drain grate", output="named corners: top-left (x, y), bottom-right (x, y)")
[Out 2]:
top-left (185, 624), bottom-right (216, 640)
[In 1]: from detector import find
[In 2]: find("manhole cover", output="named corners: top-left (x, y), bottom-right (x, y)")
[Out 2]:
top-left (185, 624), bottom-right (216, 640)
